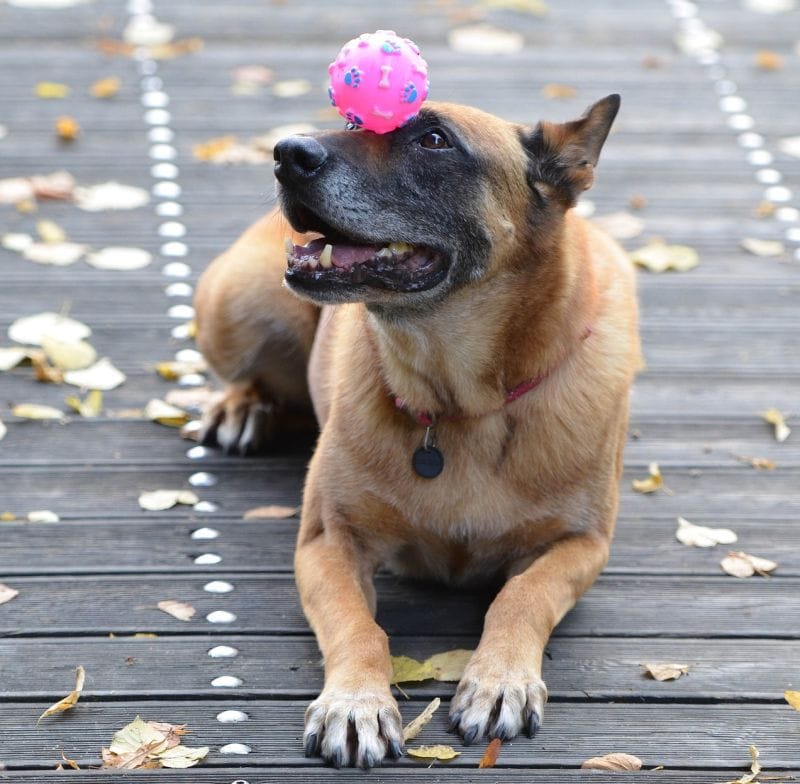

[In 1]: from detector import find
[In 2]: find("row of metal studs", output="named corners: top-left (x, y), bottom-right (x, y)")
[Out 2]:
top-left (126, 0), bottom-right (250, 773)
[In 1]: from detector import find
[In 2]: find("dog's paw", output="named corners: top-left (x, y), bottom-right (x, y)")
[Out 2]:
top-left (449, 661), bottom-right (547, 744)
top-left (199, 385), bottom-right (275, 455)
top-left (303, 686), bottom-right (404, 769)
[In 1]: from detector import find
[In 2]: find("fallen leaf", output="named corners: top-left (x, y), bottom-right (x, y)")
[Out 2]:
top-left (101, 716), bottom-right (207, 770)
top-left (231, 64), bottom-right (274, 94)
top-left (762, 408), bottom-right (790, 442)
top-left (23, 241), bottom-right (86, 266)
top-left (251, 123), bottom-right (318, 153)
top-left (407, 745), bottom-right (461, 761)
top-left (542, 83), bottom-right (577, 100)
top-left (145, 399), bottom-right (190, 427)
top-left (138, 489), bottom-right (199, 511)
top-left (676, 517), bottom-right (738, 547)
top-left (9, 312), bottom-right (91, 346)
top-left (11, 403), bottom-right (65, 421)
top-left (74, 182), bottom-right (149, 212)
top-left (155, 745), bottom-right (210, 769)
top-left (785, 690), bottom-right (800, 711)
top-left (148, 38), bottom-right (204, 61)
top-left (31, 171), bottom-right (76, 200)
top-left (631, 462), bottom-right (663, 493)
top-left (631, 240), bottom-right (699, 272)
top-left (0, 347), bottom-right (28, 371)
top-left (754, 49), bottom-right (784, 70)
top-left (403, 697), bottom-right (440, 742)
top-left (478, 738), bottom-right (503, 768)
top-left (66, 389), bottom-right (103, 418)
top-left (155, 358), bottom-right (207, 381)
top-left (59, 752), bottom-right (80, 770)
top-left (0, 511), bottom-right (16, 521)
top-left (734, 454), bottom-right (776, 470)
top-left (35, 81), bottom-right (70, 99)
top-left (448, 24), bottom-right (524, 55)
top-left (593, 211), bottom-right (645, 240)
top-left (779, 136), bottom-right (800, 159)
top-left (755, 200), bottom-right (776, 218)
top-left (164, 386), bottom-right (213, 411)
top-left (192, 135), bottom-right (238, 162)
top-left (2, 232), bottom-right (34, 252)
top-left (64, 358), bottom-right (126, 391)
top-left (27, 510), bottom-right (60, 523)
top-left (628, 194), bottom-right (648, 210)
top-left (481, 0), bottom-right (548, 14)
top-left (581, 752), bottom-right (643, 771)
top-left (391, 655), bottom-right (435, 684)
top-left (272, 79), bottom-right (312, 98)
top-left (641, 662), bottom-right (689, 681)
top-left (641, 54), bottom-right (663, 69)
top-left (55, 116), bottom-right (80, 141)
top-left (426, 649), bottom-right (473, 681)
top-left (42, 336), bottom-right (97, 371)
top-left (0, 177), bottom-right (35, 204)
top-left (36, 219), bottom-right (67, 244)
top-left (86, 247), bottom-right (152, 270)
top-left (720, 551), bottom-right (778, 578)
top-left (0, 583), bottom-right (19, 605)
top-left (123, 16), bottom-right (175, 45)
top-left (726, 744), bottom-right (762, 784)
top-left (37, 666), bottom-right (85, 724)
top-left (741, 238), bottom-right (785, 257)
top-left (243, 504), bottom-right (298, 520)
top-left (90, 76), bottom-right (121, 99)
top-left (30, 351), bottom-right (63, 384)
top-left (157, 600), bottom-right (196, 621)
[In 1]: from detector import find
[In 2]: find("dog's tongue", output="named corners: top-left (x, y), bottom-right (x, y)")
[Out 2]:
top-left (295, 238), bottom-right (380, 270)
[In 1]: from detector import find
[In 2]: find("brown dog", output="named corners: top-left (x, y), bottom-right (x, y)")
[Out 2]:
top-left (195, 95), bottom-right (640, 768)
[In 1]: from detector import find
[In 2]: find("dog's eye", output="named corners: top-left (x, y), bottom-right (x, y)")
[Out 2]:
top-left (419, 130), bottom-right (451, 150)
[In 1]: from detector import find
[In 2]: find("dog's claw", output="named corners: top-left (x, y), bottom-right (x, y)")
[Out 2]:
top-left (462, 725), bottom-right (480, 746)
top-left (388, 740), bottom-right (404, 759)
top-left (447, 712), bottom-right (462, 733)
top-left (304, 733), bottom-right (319, 757)
top-left (331, 748), bottom-right (345, 769)
top-left (526, 710), bottom-right (541, 738)
top-left (361, 751), bottom-right (377, 769)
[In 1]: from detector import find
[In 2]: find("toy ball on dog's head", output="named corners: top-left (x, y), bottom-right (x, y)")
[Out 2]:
top-left (327, 30), bottom-right (429, 134)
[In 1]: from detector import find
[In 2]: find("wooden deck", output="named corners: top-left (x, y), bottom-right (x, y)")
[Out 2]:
top-left (2, 0), bottom-right (799, 781)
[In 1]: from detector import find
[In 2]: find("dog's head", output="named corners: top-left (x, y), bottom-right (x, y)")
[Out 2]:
top-left (276, 95), bottom-right (619, 313)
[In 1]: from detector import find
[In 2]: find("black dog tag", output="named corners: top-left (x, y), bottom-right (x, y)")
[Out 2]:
top-left (412, 446), bottom-right (444, 478)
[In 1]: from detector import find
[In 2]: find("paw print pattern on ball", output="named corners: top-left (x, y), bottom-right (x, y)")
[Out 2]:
top-left (328, 30), bottom-right (429, 134)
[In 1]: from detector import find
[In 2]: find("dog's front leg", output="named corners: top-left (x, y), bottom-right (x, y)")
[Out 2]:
top-left (450, 532), bottom-right (610, 743)
top-left (294, 506), bottom-right (403, 768)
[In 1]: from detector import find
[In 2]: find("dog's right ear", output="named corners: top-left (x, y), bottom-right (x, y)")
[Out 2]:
top-left (522, 94), bottom-right (620, 208)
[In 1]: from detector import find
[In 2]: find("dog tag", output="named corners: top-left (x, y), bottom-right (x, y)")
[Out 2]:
top-left (412, 446), bottom-right (444, 478)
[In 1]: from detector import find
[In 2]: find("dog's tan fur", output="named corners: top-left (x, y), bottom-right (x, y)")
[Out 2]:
top-left (195, 98), bottom-right (640, 767)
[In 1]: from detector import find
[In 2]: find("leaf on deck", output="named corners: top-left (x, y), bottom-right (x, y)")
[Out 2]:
top-left (36, 665), bottom-right (85, 724)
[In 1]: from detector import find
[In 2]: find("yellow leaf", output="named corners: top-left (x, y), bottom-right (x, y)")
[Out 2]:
top-left (407, 744), bottom-right (461, 761)
top-left (43, 337), bottom-right (97, 371)
top-left (631, 462), bottom-right (662, 493)
top-left (542, 83), bottom-right (577, 100)
top-left (157, 600), bottom-right (196, 621)
top-left (101, 716), bottom-right (208, 770)
top-left (66, 389), bottom-right (103, 418)
top-left (0, 583), bottom-right (19, 605)
top-left (155, 358), bottom-right (207, 381)
top-left (90, 76), bottom-right (121, 98)
top-left (243, 504), bottom-right (299, 520)
top-left (193, 135), bottom-right (237, 162)
top-left (581, 752), bottom-right (643, 771)
top-left (426, 649), bottom-right (473, 681)
top-left (676, 517), bottom-right (738, 547)
top-left (37, 665), bottom-right (85, 724)
top-left (403, 697), bottom-right (440, 742)
top-left (727, 744), bottom-right (762, 784)
top-left (35, 81), bottom-right (70, 99)
top-left (145, 399), bottom-right (189, 427)
top-left (155, 745), bottom-right (210, 769)
top-left (762, 408), bottom-right (790, 442)
top-left (481, 0), bottom-right (548, 15)
top-left (631, 241), bottom-right (699, 272)
top-left (641, 662), bottom-right (689, 681)
top-left (12, 403), bottom-right (65, 421)
top-left (784, 690), bottom-right (800, 711)
top-left (391, 655), bottom-right (435, 684)
top-left (64, 358), bottom-right (126, 391)
top-left (55, 116), bottom-right (80, 141)
top-left (36, 219), bottom-right (66, 244)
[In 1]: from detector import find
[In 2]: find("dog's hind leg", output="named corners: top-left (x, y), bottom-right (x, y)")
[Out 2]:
top-left (195, 209), bottom-right (320, 454)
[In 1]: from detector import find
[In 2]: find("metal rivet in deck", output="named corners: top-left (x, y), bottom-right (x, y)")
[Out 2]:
top-left (162, 261), bottom-right (191, 278)
top-left (776, 207), bottom-right (800, 222)
top-left (168, 304), bottom-right (195, 319)
top-left (156, 201), bottom-right (183, 217)
top-left (212, 675), bottom-right (243, 688)
top-left (727, 114), bottom-right (754, 131)
top-left (149, 126), bottom-right (174, 144)
top-left (718, 95), bottom-right (746, 113)
top-left (194, 553), bottom-right (222, 565)
top-left (150, 144), bottom-right (177, 161)
top-left (216, 709), bottom-right (248, 723)
top-left (755, 168), bottom-right (782, 185)
top-left (171, 323), bottom-right (193, 339)
top-left (190, 471), bottom-right (218, 487)
top-left (139, 59), bottom-right (158, 76)
top-left (220, 743), bottom-right (251, 755)
top-left (176, 348), bottom-right (203, 362)
top-left (697, 50), bottom-right (718, 66)
top-left (153, 181), bottom-right (181, 199)
top-left (231, 780), bottom-right (251, 784)
top-left (161, 241), bottom-right (188, 257)
top-left (178, 373), bottom-right (206, 387)
top-left (183, 419), bottom-right (203, 435)
top-left (166, 282), bottom-right (193, 297)
top-left (746, 150), bottom-right (773, 166)
top-left (208, 645), bottom-right (239, 658)
top-left (141, 91), bottom-right (170, 108)
top-left (144, 109), bottom-right (171, 125)
top-left (765, 186), bottom-right (793, 203)
top-left (204, 580), bottom-right (234, 594)
top-left (737, 132), bottom-right (764, 149)
top-left (207, 610), bottom-right (237, 624)
top-left (786, 227), bottom-right (800, 242)
top-left (191, 527), bottom-right (219, 540)
top-left (141, 76), bottom-right (163, 92)
top-left (151, 162), bottom-right (179, 179)
top-left (713, 79), bottom-right (737, 96)
top-left (187, 445), bottom-right (211, 460)
top-left (194, 501), bottom-right (219, 513)
top-left (159, 221), bottom-right (186, 238)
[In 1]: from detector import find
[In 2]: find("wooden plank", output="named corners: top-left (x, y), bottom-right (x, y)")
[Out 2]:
top-left (1, 574), bottom-right (797, 638)
top-left (1, 699), bottom-right (797, 769)
top-left (2, 636), bottom-right (796, 701)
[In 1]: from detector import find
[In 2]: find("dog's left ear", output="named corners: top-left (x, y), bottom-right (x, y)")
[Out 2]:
top-left (523, 94), bottom-right (620, 207)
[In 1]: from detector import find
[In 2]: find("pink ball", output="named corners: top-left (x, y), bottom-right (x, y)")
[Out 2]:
top-left (327, 30), bottom-right (429, 135)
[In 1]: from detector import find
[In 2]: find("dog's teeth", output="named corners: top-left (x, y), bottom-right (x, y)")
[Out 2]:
top-left (376, 247), bottom-right (393, 259)
top-left (319, 243), bottom-right (333, 268)
top-left (388, 241), bottom-right (413, 254)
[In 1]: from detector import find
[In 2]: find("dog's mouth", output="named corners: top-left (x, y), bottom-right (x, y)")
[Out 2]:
top-left (285, 237), bottom-right (449, 293)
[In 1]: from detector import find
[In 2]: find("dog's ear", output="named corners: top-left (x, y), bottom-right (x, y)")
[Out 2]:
top-left (523, 94), bottom-right (620, 207)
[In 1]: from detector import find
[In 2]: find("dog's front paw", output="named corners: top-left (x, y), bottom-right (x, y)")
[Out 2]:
top-left (449, 660), bottom-right (547, 744)
top-left (303, 686), bottom-right (404, 768)
top-left (199, 385), bottom-right (275, 455)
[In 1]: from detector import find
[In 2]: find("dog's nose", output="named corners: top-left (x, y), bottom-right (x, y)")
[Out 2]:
top-left (274, 136), bottom-right (328, 182)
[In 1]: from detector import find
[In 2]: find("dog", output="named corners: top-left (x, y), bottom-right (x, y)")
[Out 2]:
top-left (195, 94), bottom-right (640, 768)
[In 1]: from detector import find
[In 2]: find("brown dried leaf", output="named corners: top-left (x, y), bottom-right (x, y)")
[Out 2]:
top-left (762, 408), bottom-right (790, 442)
top-left (755, 200), bottom-right (776, 218)
top-left (542, 83), bottom-right (577, 100)
top-left (243, 505), bottom-right (298, 519)
top-left (55, 116), bottom-right (80, 141)
top-left (157, 600), bottom-right (196, 621)
top-left (785, 690), bottom-right (800, 711)
top-left (90, 76), bottom-right (121, 98)
top-left (720, 551), bottom-right (778, 578)
top-left (641, 662), bottom-right (689, 681)
top-left (631, 462), bottom-right (663, 493)
top-left (754, 49), bottom-right (784, 70)
top-left (478, 737), bottom-right (503, 768)
top-left (407, 744), bottom-right (461, 761)
top-left (37, 666), bottom-right (85, 724)
top-left (734, 454), bottom-right (776, 470)
top-left (60, 752), bottom-right (80, 770)
top-left (403, 697), bottom-right (440, 742)
top-left (31, 171), bottom-right (75, 200)
top-left (0, 583), bottom-right (20, 605)
top-left (581, 752), bottom-right (643, 771)
top-left (101, 716), bottom-right (207, 770)
top-left (192, 135), bottom-right (238, 162)
top-left (726, 744), bottom-right (762, 784)
top-left (31, 352), bottom-right (63, 384)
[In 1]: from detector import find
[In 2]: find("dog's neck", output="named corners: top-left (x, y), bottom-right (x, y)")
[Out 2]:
top-left (367, 215), bottom-right (597, 420)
